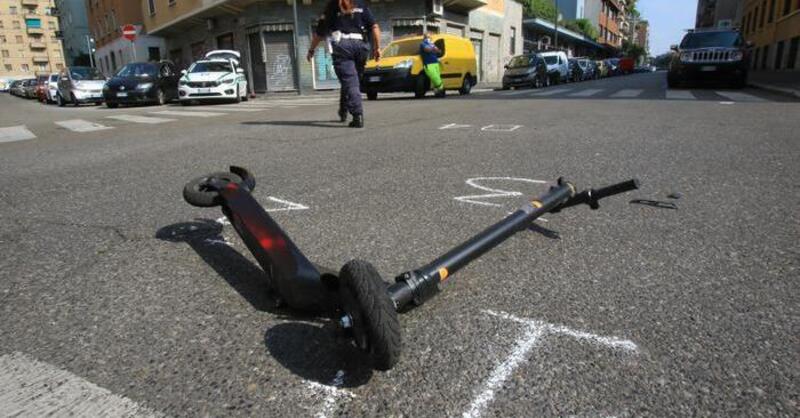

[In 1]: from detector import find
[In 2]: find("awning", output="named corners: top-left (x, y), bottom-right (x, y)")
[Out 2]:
top-left (522, 18), bottom-right (605, 50)
top-left (245, 22), bottom-right (294, 34)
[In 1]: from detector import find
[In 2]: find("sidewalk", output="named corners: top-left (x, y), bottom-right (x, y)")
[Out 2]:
top-left (748, 71), bottom-right (800, 99)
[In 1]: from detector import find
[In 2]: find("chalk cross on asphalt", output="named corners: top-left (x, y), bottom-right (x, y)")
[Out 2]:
top-left (440, 123), bottom-right (472, 130)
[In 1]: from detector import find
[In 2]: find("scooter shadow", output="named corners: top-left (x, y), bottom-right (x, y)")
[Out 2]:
top-left (155, 219), bottom-right (284, 313)
top-left (264, 322), bottom-right (374, 388)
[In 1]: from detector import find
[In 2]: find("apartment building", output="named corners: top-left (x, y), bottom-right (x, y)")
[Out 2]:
top-left (85, 0), bottom-right (165, 76)
top-left (696, 0), bottom-right (745, 29)
top-left (741, 0), bottom-right (800, 71)
top-left (141, 0), bottom-right (522, 95)
top-left (556, 0), bottom-right (623, 49)
top-left (54, 0), bottom-right (89, 65)
top-left (0, 0), bottom-right (65, 78)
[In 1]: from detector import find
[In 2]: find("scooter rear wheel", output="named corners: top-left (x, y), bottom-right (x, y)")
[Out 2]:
top-left (183, 172), bottom-right (243, 208)
top-left (338, 259), bottom-right (401, 370)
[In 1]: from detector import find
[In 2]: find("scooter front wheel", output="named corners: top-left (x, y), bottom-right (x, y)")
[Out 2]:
top-left (183, 172), bottom-right (243, 208)
top-left (338, 259), bottom-right (401, 370)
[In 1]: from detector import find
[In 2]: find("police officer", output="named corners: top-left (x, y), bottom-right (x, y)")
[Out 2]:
top-left (307, 0), bottom-right (381, 128)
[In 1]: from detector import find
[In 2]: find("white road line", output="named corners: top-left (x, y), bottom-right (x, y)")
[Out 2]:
top-left (610, 89), bottom-right (644, 98)
top-left (182, 106), bottom-right (264, 112)
top-left (151, 110), bottom-right (225, 117)
top-left (106, 114), bottom-right (176, 124)
top-left (530, 88), bottom-right (572, 96)
top-left (0, 352), bottom-right (163, 417)
top-left (665, 90), bottom-right (697, 100)
top-left (463, 310), bottom-right (639, 418)
top-left (504, 88), bottom-right (536, 96)
top-left (263, 196), bottom-right (309, 212)
top-left (714, 91), bottom-right (767, 103)
top-left (569, 88), bottom-right (604, 97)
top-left (55, 119), bottom-right (114, 132)
top-left (0, 125), bottom-right (36, 143)
top-left (306, 370), bottom-right (355, 418)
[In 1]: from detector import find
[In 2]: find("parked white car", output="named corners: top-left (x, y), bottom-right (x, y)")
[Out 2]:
top-left (45, 73), bottom-right (59, 103)
top-left (179, 50), bottom-right (248, 105)
top-left (540, 51), bottom-right (569, 84)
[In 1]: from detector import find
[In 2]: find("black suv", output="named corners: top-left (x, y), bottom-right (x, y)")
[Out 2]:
top-left (668, 29), bottom-right (750, 88)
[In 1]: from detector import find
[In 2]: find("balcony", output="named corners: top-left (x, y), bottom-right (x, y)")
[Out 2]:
top-left (21, 0), bottom-right (39, 7)
top-left (443, 0), bottom-right (488, 13)
top-left (26, 27), bottom-right (44, 35)
top-left (29, 41), bottom-right (47, 49)
top-left (32, 55), bottom-right (49, 63)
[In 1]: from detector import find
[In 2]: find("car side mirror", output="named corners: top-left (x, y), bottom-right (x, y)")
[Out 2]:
top-left (236, 68), bottom-right (244, 74)
top-left (181, 69), bottom-right (187, 76)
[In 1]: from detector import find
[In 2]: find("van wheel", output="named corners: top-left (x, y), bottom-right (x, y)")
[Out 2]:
top-left (459, 75), bottom-right (472, 95)
top-left (414, 75), bottom-right (429, 98)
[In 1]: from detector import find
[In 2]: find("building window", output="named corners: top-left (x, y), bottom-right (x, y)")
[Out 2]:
top-left (0, 36), bottom-right (5, 43)
top-left (147, 0), bottom-right (156, 15)
top-left (510, 27), bottom-right (516, 55)
top-left (1, 50), bottom-right (8, 58)
top-left (768, 0), bottom-right (776, 22)
top-left (48, 21), bottom-right (56, 30)
top-left (774, 40), bottom-right (785, 69)
top-left (4, 64), bottom-right (12, 72)
top-left (38, 63), bottom-right (47, 71)
top-left (21, 64), bottom-right (29, 72)
top-left (56, 63), bottom-right (63, 70)
top-left (148, 47), bottom-right (161, 61)
top-left (169, 0), bottom-right (176, 5)
top-left (9, 6), bottom-right (17, 15)
top-left (761, 45), bottom-right (769, 69)
top-left (760, 1), bottom-right (766, 27)
top-left (788, 37), bottom-right (799, 70)
top-left (16, 35), bottom-right (23, 43)
top-left (26, 18), bottom-right (42, 28)
top-left (784, 0), bottom-right (792, 15)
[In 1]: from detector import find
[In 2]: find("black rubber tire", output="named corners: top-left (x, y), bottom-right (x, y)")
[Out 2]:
top-left (106, 102), bottom-right (118, 108)
top-left (414, 75), bottom-right (428, 98)
top-left (367, 90), bottom-right (378, 101)
top-left (234, 86), bottom-right (242, 103)
top-left (71, 94), bottom-right (79, 106)
top-left (182, 171), bottom-right (243, 208)
top-left (57, 94), bottom-right (65, 107)
top-left (459, 75), bottom-right (472, 95)
top-left (338, 259), bottom-right (401, 371)
top-left (180, 100), bottom-right (191, 106)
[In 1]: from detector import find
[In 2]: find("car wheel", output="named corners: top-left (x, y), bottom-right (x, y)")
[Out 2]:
top-left (234, 86), bottom-right (242, 103)
top-left (106, 102), bottom-right (118, 108)
top-left (459, 75), bottom-right (472, 95)
top-left (414, 74), bottom-right (428, 99)
top-left (71, 94), bottom-right (79, 106)
top-left (57, 93), bottom-right (65, 107)
top-left (367, 90), bottom-right (378, 101)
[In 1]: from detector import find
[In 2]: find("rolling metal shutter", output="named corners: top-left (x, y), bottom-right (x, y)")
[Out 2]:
top-left (263, 31), bottom-right (297, 92)
top-left (486, 33), bottom-right (501, 83)
top-left (470, 30), bottom-right (483, 82)
top-left (446, 25), bottom-right (464, 37)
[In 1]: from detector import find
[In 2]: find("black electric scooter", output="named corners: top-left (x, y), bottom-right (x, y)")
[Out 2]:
top-left (182, 167), bottom-right (639, 370)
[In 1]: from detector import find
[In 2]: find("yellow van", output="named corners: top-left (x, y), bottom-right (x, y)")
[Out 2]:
top-left (362, 34), bottom-right (478, 100)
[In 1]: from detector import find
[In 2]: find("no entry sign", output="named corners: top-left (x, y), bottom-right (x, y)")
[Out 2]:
top-left (122, 24), bottom-right (136, 41)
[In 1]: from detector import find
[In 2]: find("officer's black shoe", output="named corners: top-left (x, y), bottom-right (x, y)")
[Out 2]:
top-left (338, 108), bottom-right (347, 123)
top-left (349, 114), bottom-right (364, 128)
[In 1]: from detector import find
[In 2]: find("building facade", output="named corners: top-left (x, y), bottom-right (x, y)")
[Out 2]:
top-left (696, 0), bottom-right (745, 29)
top-left (522, 17), bottom-right (606, 58)
top-left (741, 0), bottom-right (800, 71)
top-left (141, 0), bottom-right (522, 95)
top-left (0, 0), bottom-right (65, 79)
top-left (54, 0), bottom-right (89, 65)
top-left (86, 0), bottom-right (165, 77)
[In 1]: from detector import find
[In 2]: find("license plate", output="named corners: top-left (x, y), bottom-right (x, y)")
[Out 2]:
top-left (700, 66), bottom-right (717, 72)
top-left (117, 92), bottom-right (128, 97)
top-left (198, 88), bottom-right (211, 93)
top-left (368, 76), bottom-right (381, 82)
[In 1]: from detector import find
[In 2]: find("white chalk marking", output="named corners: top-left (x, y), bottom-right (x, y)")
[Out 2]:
top-left (481, 124), bottom-right (522, 132)
top-left (455, 177), bottom-right (547, 207)
top-left (306, 370), bottom-right (355, 418)
top-left (151, 110), bottom-right (226, 118)
top-left (665, 90), bottom-right (696, 100)
top-left (215, 216), bottom-right (231, 226)
top-left (55, 119), bottom-right (114, 132)
top-left (463, 327), bottom-right (545, 418)
top-left (0, 125), bottom-right (36, 143)
top-left (440, 123), bottom-right (473, 130)
top-left (106, 114), bottom-right (176, 124)
top-left (718, 101), bottom-right (735, 105)
top-left (463, 310), bottom-right (639, 418)
top-left (569, 88), bottom-right (604, 97)
top-left (0, 352), bottom-right (163, 417)
top-left (610, 89), bottom-right (644, 98)
top-left (530, 88), bottom-right (572, 96)
top-left (714, 91), bottom-right (767, 103)
top-left (264, 196), bottom-right (309, 212)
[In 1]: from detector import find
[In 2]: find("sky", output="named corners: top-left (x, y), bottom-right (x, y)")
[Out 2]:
top-left (638, 0), bottom-right (698, 56)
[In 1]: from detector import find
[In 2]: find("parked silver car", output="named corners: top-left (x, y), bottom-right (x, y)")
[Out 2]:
top-left (56, 66), bottom-right (106, 106)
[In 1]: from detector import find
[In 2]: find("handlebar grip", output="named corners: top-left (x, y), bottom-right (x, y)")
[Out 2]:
top-left (593, 179), bottom-right (640, 200)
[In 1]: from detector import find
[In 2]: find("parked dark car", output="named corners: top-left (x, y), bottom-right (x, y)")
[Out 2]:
top-left (22, 78), bottom-right (39, 99)
top-left (9, 80), bottom-right (23, 96)
top-left (502, 53), bottom-right (549, 89)
top-left (567, 58), bottom-right (585, 82)
top-left (667, 29), bottom-right (749, 88)
top-left (103, 61), bottom-right (179, 108)
top-left (56, 66), bottom-right (106, 106)
top-left (605, 58), bottom-right (622, 76)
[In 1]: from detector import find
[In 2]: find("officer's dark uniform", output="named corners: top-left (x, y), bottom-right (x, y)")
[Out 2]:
top-left (315, 0), bottom-right (376, 123)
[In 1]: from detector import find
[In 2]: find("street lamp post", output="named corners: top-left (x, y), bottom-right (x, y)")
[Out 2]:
top-left (553, 0), bottom-right (559, 50)
top-left (85, 35), bottom-right (95, 68)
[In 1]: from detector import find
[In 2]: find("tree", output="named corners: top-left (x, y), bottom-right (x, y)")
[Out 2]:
top-left (622, 40), bottom-right (646, 61)
top-left (522, 0), bottom-right (557, 21)
top-left (562, 18), bottom-right (599, 40)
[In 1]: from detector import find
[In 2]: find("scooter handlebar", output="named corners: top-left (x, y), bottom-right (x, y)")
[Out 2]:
top-left (593, 179), bottom-right (640, 201)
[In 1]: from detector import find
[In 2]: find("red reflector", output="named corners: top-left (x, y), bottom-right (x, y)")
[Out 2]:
top-left (258, 236), bottom-right (274, 250)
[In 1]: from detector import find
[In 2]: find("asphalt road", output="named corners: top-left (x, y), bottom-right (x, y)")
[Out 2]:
top-left (0, 72), bottom-right (798, 417)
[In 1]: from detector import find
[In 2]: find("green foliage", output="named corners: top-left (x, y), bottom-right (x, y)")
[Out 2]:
top-left (522, 0), bottom-right (557, 21)
top-left (622, 40), bottom-right (646, 60)
top-left (562, 18), bottom-right (599, 40)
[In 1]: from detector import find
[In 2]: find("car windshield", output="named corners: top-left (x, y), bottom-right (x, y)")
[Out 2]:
top-left (49, 75), bottom-right (58, 82)
top-left (681, 31), bottom-right (742, 48)
top-left (70, 67), bottom-right (105, 80)
top-left (189, 61), bottom-right (233, 73)
top-left (382, 40), bottom-right (422, 58)
top-left (115, 63), bottom-right (157, 78)
top-left (507, 55), bottom-right (533, 68)
top-left (543, 56), bottom-right (558, 65)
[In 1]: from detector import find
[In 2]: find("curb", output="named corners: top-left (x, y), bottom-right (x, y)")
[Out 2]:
top-left (749, 81), bottom-right (800, 99)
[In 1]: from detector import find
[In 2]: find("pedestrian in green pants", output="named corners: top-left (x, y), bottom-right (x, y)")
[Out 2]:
top-left (420, 33), bottom-right (445, 97)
